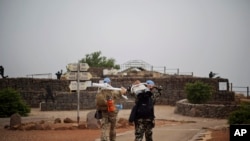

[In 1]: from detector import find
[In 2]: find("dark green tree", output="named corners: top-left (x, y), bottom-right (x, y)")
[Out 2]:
top-left (184, 81), bottom-right (213, 104)
top-left (0, 88), bottom-right (30, 117)
top-left (228, 102), bottom-right (250, 124)
top-left (79, 51), bottom-right (120, 69)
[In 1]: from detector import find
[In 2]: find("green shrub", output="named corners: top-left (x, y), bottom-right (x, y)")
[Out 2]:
top-left (228, 102), bottom-right (250, 124)
top-left (0, 88), bottom-right (30, 117)
top-left (184, 81), bottom-right (213, 104)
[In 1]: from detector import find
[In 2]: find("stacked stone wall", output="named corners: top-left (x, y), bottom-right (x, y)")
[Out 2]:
top-left (0, 78), bottom-right (70, 107)
top-left (107, 76), bottom-right (233, 105)
top-left (0, 76), bottom-right (234, 110)
top-left (175, 99), bottom-right (239, 118)
top-left (40, 91), bottom-right (134, 111)
top-left (0, 78), bottom-right (69, 91)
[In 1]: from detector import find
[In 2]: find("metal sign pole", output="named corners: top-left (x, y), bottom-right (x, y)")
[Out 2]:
top-left (66, 62), bottom-right (91, 123)
top-left (247, 86), bottom-right (249, 99)
top-left (77, 62), bottom-right (80, 123)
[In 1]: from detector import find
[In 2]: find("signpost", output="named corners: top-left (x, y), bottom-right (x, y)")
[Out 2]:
top-left (66, 72), bottom-right (92, 81)
top-left (79, 63), bottom-right (90, 71)
top-left (67, 63), bottom-right (78, 71)
top-left (66, 63), bottom-right (92, 123)
top-left (67, 63), bottom-right (90, 72)
top-left (65, 72), bottom-right (77, 80)
top-left (69, 81), bottom-right (90, 91)
top-left (79, 72), bottom-right (92, 80)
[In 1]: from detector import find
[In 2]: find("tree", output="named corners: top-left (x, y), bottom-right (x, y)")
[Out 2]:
top-left (228, 102), bottom-right (250, 124)
top-left (79, 51), bottom-right (120, 69)
top-left (184, 81), bottom-right (213, 104)
top-left (0, 88), bottom-right (30, 117)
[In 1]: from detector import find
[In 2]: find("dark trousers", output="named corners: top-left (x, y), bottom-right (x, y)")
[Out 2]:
top-left (134, 119), bottom-right (154, 141)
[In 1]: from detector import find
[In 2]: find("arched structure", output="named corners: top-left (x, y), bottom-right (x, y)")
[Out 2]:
top-left (120, 60), bottom-right (152, 71)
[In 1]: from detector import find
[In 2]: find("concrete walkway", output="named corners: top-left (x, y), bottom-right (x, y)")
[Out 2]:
top-left (0, 105), bottom-right (228, 141)
top-left (98, 105), bottom-right (228, 141)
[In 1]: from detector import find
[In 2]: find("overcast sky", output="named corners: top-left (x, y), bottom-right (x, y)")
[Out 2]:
top-left (0, 0), bottom-right (249, 90)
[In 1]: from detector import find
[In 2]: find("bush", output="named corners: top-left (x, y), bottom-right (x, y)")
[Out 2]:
top-left (184, 81), bottom-right (213, 104)
top-left (0, 88), bottom-right (30, 117)
top-left (228, 102), bottom-right (250, 124)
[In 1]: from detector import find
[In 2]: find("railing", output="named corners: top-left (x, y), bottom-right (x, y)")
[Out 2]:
top-left (150, 66), bottom-right (193, 76)
top-left (119, 60), bottom-right (193, 76)
top-left (26, 73), bottom-right (52, 79)
top-left (230, 83), bottom-right (249, 98)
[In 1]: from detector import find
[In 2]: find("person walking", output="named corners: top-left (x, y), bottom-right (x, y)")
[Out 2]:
top-left (129, 80), bottom-right (156, 141)
top-left (95, 77), bottom-right (127, 141)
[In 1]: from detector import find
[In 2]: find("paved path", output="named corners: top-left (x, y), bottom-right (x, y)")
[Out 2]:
top-left (0, 105), bottom-right (228, 141)
top-left (98, 105), bottom-right (228, 141)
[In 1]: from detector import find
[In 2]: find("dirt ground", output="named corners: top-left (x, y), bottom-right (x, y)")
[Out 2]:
top-left (207, 128), bottom-right (229, 141)
top-left (0, 128), bottom-right (132, 141)
top-left (0, 120), bottom-right (229, 141)
top-left (0, 105), bottom-right (231, 141)
top-left (0, 120), bottom-right (174, 141)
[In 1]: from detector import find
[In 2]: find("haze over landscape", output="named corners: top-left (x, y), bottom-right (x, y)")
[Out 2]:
top-left (0, 0), bottom-right (249, 94)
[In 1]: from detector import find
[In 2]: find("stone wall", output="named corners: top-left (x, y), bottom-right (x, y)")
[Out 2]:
top-left (0, 78), bottom-right (70, 107)
top-left (174, 99), bottom-right (239, 118)
top-left (40, 91), bottom-right (135, 111)
top-left (107, 76), bottom-right (233, 105)
top-left (0, 78), bottom-right (69, 91)
top-left (0, 76), bottom-right (234, 110)
top-left (40, 91), bottom-right (96, 111)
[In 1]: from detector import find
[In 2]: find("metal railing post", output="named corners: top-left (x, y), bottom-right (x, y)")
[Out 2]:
top-left (247, 86), bottom-right (249, 99)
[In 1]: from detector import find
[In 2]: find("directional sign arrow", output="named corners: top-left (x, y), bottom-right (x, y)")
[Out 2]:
top-left (69, 81), bottom-right (77, 91)
top-left (80, 63), bottom-right (90, 71)
top-left (65, 72), bottom-right (77, 80)
top-left (79, 82), bottom-right (88, 90)
top-left (79, 72), bottom-right (92, 80)
top-left (69, 81), bottom-right (88, 91)
top-left (65, 72), bottom-right (92, 80)
top-left (67, 63), bottom-right (78, 72)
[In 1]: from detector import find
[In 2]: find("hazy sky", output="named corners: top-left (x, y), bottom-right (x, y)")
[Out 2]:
top-left (0, 0), bottom-right (249, 89)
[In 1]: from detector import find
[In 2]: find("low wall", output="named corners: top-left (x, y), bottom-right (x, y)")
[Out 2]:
top-left (174, 99), bottom-right (239, 118)
top-left (0, 78), bottom-right (70, 107)
top-left (40, 91), bottom-right (135, 111)
top-left (0, 76), bottom-right (234, 111)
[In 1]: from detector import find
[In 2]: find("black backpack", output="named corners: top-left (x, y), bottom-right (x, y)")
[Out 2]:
top-left (135, 91), bottom-right (155, 119)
